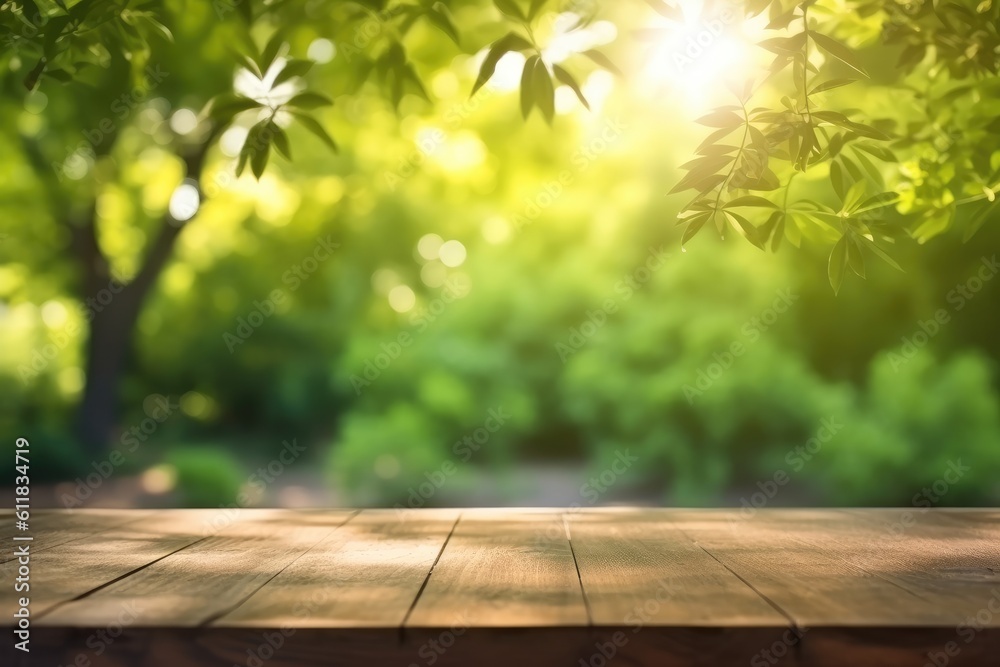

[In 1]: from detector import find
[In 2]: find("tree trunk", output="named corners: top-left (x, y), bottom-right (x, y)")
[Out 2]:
top-left (72, 144), bottom-right (208, 457)
top-left (75, 288), bottom-right (146, 456)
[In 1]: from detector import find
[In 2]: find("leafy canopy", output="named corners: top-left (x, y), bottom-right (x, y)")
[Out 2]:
top-left (3, 0), bottom-right (999, 291)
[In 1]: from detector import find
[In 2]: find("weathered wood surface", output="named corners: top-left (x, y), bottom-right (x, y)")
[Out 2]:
top-left (2, 508), bottom-right (998, 667)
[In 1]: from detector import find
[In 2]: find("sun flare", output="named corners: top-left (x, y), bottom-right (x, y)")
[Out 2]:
top-left (641, 1), bottom-right (761, 108)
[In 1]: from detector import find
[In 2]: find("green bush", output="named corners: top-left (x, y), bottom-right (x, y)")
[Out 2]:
top-left (167, 446), bottom-right (246, 507)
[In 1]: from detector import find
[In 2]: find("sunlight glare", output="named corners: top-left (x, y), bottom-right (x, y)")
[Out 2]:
top-left (641, 0), bottom-right (759, 108)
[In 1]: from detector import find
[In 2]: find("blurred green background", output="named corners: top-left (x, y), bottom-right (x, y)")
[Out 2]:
top-left (2, 0), bottom-right (999, 509)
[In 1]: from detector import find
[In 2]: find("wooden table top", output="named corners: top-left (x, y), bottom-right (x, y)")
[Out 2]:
top-left (3, 508), bottom-right (999, 666)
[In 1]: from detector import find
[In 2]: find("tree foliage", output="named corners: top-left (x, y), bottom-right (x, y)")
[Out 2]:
top-left (4, 1), bottom-right (998, 291)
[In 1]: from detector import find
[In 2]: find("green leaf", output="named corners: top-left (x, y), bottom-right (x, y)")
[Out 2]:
top-left (723, 210), bottom-right (765, 250)
top-left (286, 92), bottom-right (334, 109)
top-left (846, 234), bottom-right (865, 277)
top-left (670, 172), bottom-right (726, 196)
top-left (273, 59), bottom-right (314, 87)
top-left (695, 110), bottom-right (743, 128)
top-left (259, 32), bottom-right (285, 73)
top-left (472, 33), bottom-right (533, 96)
top-left (855, 192), bottom-right (899, 214)
top-left (723, 195), bottom-right (778, 209)
top-left (810, 32), bottom-right (868, 76)
top-left (852, 149), bottom-right (884, 187)
top-left (671, 155), bottom-right (733, 194)
top-left (842, 180), bottom-right (867, 212)
top-left (251, 138), bottom-right (270, 179)
top-left (828, 235), bottom-right (849, 294)
top-left (581, 49), bottom-right (623, 77)
top-left (494, 0), bottom-right (527, 21)
top-left (682, 214), bottom-right (709, 246)
top-left (830, 160), bottom-right (846, 201)
top-left (425, 7), bottom-right (460, 45)
top-left (769, 212), bottom-right (785, 252)
top-left (269, 122), bottom-right (291, 160)
top-left (696, 126), bottom-right (741, 153)
top-left (758, 34), bottom-right (806, 55)
top-left (857, 235), bottom-right (903, 271)
top-left (289, 111), bottom-right (338, 152)
top-left (238, 121), bottom-right (266, 178)
top-left (520, 55), bottom-right (538, 118)
top-left (237, 53), bottom-right (263, 79)
top-left (532, 58), bottom-right (554, 123)
top-left (141, 15), bottom-right (174, 42)
top-left (846, 121), bottom-right (890, 141)
top-left (552, 64), bottom-right (589, 110)
top-left (852, 142), bottom-right (895, 162)
top-left (808, 78), bottom-right (857, 95)
top-left (527, 0), bottom-right (548, 20)
top-left (209, 93), bottom-right (263, 123)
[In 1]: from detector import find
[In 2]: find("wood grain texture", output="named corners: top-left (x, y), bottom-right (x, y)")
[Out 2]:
top-left (1, 509), bottom-right (208, 618)
top-left (669, 508), bottom-right (976, 626)
top-left (2, 508), bottom-right (999, 667)
top-left (39, 509), bottom-right (356, 627)
top-left (406, 509), bottom-right (588, 627)
top-left (218, 508), bottom-right (459, 628)
top-left (569, 508), bottom-right (787, 625)
top-left (0, 508), bottom-right (154, 561)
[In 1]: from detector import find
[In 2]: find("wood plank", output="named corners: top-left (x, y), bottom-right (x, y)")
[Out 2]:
top-left (0, 509), bottom-right (154, 560)
top-left (569, 508), bottom-right (787, 625)
top-left (564, 509), bottom-right (797, 667)
top-left (0, 509), bottom-right (210, 618)
top-left (830, 509), bottom-right (1000, 622)
top-left (675, 509), bottom-right (1000, 667)
top-left (671, 508), bottom-right (969, 626)
top-left (217, 508), bottom-right (459, 628)
top-left (406, 508), bottom-right (588, 627)
top-left (3, 508), bottom-right (1000, 667)
top-left (39, 509), bottom-right (356, 627)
